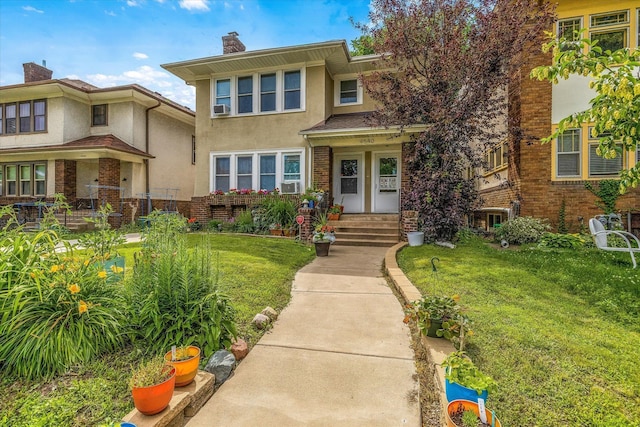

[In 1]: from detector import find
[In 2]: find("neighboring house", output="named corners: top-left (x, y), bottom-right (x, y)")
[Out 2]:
top-left (479, 0), bottom-right (640, 234)
top-left (163, 32), bottom-right (424, 232)
top-left (0, 62), bottom-right (195, 225)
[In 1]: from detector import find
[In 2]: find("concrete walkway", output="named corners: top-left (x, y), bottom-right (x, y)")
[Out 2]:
top-left (186, 245), bottom-right (421, 427)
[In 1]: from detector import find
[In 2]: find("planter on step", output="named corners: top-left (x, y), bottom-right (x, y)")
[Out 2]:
top-left (130, 362), bottom-right (176, 416)
top-left (447, 399), bottom-right (501, 427)
top-left (164, 346), bottom-right (201, 387)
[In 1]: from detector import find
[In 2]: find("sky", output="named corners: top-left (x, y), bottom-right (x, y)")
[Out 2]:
top-left (0, 0), bottom-right (373, 110)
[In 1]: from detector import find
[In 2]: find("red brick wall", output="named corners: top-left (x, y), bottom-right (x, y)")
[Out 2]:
top-left (55, 159), bottom-right (77, 205)
top-left (313, 146), bottom-right (332, 192)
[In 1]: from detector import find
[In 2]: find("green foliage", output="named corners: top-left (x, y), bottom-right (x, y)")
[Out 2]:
top-left (350, 34), bottom-right (375, 56)
top-left (233, 209), bottom-right (255, 233)
top-left (584, 180), bottom-right (622, 214)
top-left (207, 219), bottom-right (222, 231)
top-left (462, 410), bottom-right (479, 427)
top-left (398, 236), bottom-right (640, 425)
top-left (531, 35), bottom-right (640, 192)
top-left (557, 199), bottom-right (568, 234)
top-left (128, 356), bottom-right (173, 389)
top-left (442, 351), bottom-right (498, 395)
top-left (127, 217), bottom-right (237, 358)
top-left (405, 294), bottom-right (472, 350)
top-left (539, 232), bottom-right (586, 249)
top-left (495, 216), bottom-right (549, 244)
top-left (77, 204), bottom-right (126, 259)
top-left (259, 196), bottom-right (297, 230)
top-left (0, 206), bottom-right (126, 380)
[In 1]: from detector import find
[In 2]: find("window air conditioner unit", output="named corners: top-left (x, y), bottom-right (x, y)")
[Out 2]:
top-left (280, 182), bottom-right (300, 194)
top-left (212, 104), bottom-right (230, 116)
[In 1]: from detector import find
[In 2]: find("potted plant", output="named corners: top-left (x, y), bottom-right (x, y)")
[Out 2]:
top-left (404, 295), bottom-right (471, 348)
top-left (327, 205), bottom-right (342, 220)
top-left (441, 351), bottom-right (497, 403)
top-left (446, 399), bottom-right (502, 427)
top-left (78, 204), bottom-right (126, 282)
top-left (129, 356), bottom-right (176, 416)
top-left (164, 345), bottom-right (201, 387)
top-left (312, 212), bottom-right (335, 256)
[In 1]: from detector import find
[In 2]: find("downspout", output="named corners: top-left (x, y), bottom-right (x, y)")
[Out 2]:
top-left (303, 134), bottom-right (313, 192)
top-left (145, 101), bottom-right (161, 214)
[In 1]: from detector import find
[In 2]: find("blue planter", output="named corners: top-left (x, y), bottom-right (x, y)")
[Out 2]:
top-left (445, 377), bottom-right (488, 403)
top-left (99, 256), bottom-right (125, 283)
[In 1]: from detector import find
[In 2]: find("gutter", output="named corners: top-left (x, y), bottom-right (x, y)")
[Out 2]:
top-left (145, 101), bottom-right (162, 213)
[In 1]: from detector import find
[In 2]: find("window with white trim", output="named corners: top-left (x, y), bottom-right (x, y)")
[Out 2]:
top-left (590, 10), bottom-right (629, 54)
top-left (488, 213), bottom-right (502, 229)
top-left (334, 78), bottom-right (363, 105)
top-left (212, 69), bottom-right (304, 116)
top-left (211, 150), bottom-right (304, 193)
top-left (588, 129), bottom-right (623, 176)
top-left (557, 129), bottom-right (581, 177)
top-left (483, 142), bottom-right (508, 174)
top-left (1, 162), bottom-right (46, 196)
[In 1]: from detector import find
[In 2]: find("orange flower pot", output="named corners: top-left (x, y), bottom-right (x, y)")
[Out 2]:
top-left (446, 399), bottom-right (501, 427)
top-left (164, 346), bottom-right (201, 387)
top-left (131, 367), bottom-right (176, 416)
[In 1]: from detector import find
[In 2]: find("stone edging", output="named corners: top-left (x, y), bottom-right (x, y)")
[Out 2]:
top-left (384, 242), bottom-right (455, 427)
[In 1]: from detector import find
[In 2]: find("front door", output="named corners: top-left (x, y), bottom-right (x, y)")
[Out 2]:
top-left (333, 154), bottom-right (364, 213)
top-left (373, 152), bottom-right (400, 213)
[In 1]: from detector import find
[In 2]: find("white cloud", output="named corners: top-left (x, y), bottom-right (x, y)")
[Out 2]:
top-left (133, 52), bottom-right (149, 60)
top-left (23, 5), bottom-right (44, 13)
top-left (126, 0), bottom-right (140, 6)
top-left (179, 0), bottom-right (209, 12)
top-left (105, 10), bottom-right (116, 16)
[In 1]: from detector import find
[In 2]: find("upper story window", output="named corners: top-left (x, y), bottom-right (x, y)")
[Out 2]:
top-left (590, 10), bottom-right (629, 54)
top-left (212, 68), bottom-right (305, 117)
top-left (0, 100), bottom-right (46, 135)
top-left (335, 78), bottom-right (363, 106)
top-left (92, 104), bottom-right (108, 126)
top-left (483, 142), bottom-right (508, 174)
top-left (558, 17), bottom-right (582, 51)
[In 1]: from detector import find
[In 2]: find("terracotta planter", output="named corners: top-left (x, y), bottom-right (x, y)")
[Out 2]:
top-left (446, 399), bottom-right (501, 427)
top-left (164, 346), bottom-right (201, 387)
top-left (270, 229), bottom-right (283, 236)
top-left (131, 367), bottom-right (176, 416)
top-left (327, 213), bottom-right (340, 220)
top-left (314, 241), bottom-right (330, 256)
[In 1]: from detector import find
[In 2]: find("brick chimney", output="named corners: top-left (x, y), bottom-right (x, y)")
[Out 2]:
top-left (23, 62), bottom-right (53, 83)
top-left (222, 32), bottom-right (246, 54)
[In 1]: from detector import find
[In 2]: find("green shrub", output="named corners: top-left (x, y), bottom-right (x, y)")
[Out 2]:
top-left (495, 216), bottom-right (549, 244)
top-left (127, 217), bottom-right (237, 357)
top-left (233, 209), bottom-right (255, 233)
top-left (538, 232), bottom-right (586, 249)
top-left (0, 206), bottom-right (126, 379)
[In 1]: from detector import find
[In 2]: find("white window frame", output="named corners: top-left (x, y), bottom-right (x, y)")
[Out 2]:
top-left (556, 129), bottom-right (582, 178)
top-left (210, 149), bottom-right (305, 193)
top-left (334, 76), bottom-right (363, 106)
top-left (211, 68), bottom-right (305, 117)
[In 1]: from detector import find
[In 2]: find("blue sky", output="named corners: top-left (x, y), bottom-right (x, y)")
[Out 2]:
top-left (0, 0), bottom-right (372, 109)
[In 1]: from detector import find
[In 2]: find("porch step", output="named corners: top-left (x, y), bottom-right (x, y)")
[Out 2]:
top-left (329, 213), bottom-right (400, 247)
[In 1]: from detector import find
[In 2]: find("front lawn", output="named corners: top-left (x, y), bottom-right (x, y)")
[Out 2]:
top-left (398, 236), bottom-right (640, 427)
top-left (0, 233), bottom-right (314, 427)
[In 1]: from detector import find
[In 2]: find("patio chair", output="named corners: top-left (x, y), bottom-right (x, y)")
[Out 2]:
top-left (589, 218), bottom-right (640, 268)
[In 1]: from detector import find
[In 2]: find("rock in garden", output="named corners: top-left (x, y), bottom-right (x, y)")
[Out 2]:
top-left (252, 313), bottom-right (271, 329)
top-left (230, 338), bottom-right (248, 361)
top-left (435, 241), bottom-right (456, 249)
top-left (204, 350), bottom-right (236, 386)
top-left (261, 306), bottom-right (278, 321)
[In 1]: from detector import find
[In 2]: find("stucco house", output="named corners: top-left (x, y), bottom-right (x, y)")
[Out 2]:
top-left (0, 62), bottom-right (195, 226)
top-left (478, 0), bottom-right (640, 234)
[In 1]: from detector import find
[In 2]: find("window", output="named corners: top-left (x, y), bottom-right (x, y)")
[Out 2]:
top-left (237, 156), bottom-right (253, 189)
top-left (488, 213), bottom-right (502, 229)
top-left (0, 163), bottom-right (46, 196)
top-left (557, 129), bottom-right (581, 177)
top-left (558, 17), bottom-right (582, 51)
top-left (335, 78), bottom-right (363, 105)
top-left (259, 155), bottom-right (276, 190)
top-left (260, 73), bottom-right (276, 112)
top-left (5, 104), bottom-right (16, 134)
top-left (215, 79), bottom-right (231, 107)
top-left (589, 10), bottom-right (629, 54)
top-left (237, 76), bottom-right (253, 114)
top-left (211, 150), bottom-right (304, 193)
top-left (0, 100), bottom-right (46, 134)
top-left (484, 142), bottom-right (508, 174)
top-left (215, 157), bottom-right (231, 192)
top-left (92, 104), bottom-right (107, 126)
top-left (284, 71), bottom-right (301, 110)
top-left (283, 154), bottom-right (300, 181)
top-left (589, 143), bottom-right (623, 176)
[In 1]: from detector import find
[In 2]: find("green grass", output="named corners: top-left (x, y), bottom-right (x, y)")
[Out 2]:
top-left (0, 233), bottom-right (314, 427)
top-left (398, 237), bottom-right (640, 426)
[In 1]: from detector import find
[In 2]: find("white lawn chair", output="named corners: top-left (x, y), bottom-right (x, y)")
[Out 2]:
top-left (589, 218), bottom-right (640, 268)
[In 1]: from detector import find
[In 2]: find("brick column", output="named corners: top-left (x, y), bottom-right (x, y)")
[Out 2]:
top-left (98, 158), bottom-right (121, 227)
top-left (401, 210), bottom-right (419, 241)
top-left (54, 159), bottom-right (77, 205)
top-left (297, 207), bottom-right (315, 241)
top-left (313, 146), bottom-right (332, 192)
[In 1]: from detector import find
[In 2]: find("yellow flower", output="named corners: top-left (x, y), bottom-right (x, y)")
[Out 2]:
top-left (68, 284), bottom-right (80, 294)
top-left (78, 300), bottom-right (88, 315)
top-left (83, 259), bottom-right (90, 267)
top-left (30, 272), bottom-right (37, 279)
top-left (452, 294), bottom-right (460, 302)
top-left (50, 265), bottom-right (60, 273)
top-left (110, 265), bottom-right (124, 274)
top-left (98, 270), bottom-right (107, 279)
